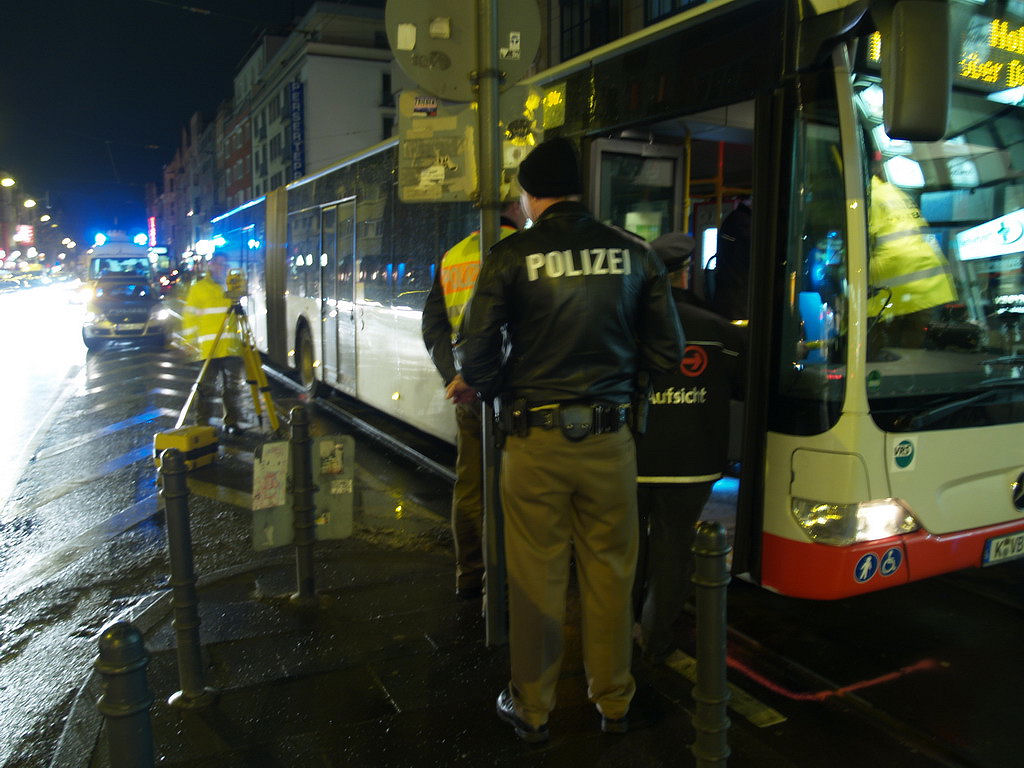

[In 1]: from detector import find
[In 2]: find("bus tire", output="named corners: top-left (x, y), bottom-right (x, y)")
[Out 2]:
top-left (296, 324), bottom-right (319, 396)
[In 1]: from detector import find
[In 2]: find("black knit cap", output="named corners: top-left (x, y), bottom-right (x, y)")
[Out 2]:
top-left (517, 137), bottom-right (582, 198)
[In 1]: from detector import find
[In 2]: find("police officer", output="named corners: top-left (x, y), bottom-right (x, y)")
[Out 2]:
top-left (181, 253), bottom-right (245, 435)
top-left (421, 200), bottom-right (525, 600)
top-left (456, 138), bottom-right (685, 741)
top-left (634, 233), bottom-right (746, 663)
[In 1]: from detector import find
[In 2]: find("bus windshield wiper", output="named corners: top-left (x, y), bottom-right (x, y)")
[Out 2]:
top-left (903, 377), bottom-right (1024, 429)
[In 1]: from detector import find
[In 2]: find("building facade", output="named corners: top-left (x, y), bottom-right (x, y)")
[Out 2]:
top-left (149, 0), bottom-right (709, 261)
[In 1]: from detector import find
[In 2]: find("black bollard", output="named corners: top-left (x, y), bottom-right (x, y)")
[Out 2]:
top-left (289, 406), bottom-right (318, 605)
top-left (95, 621), bottom-right (154, 768)
top-left (159, 448), bottom-right (217, 708)
top-left (691, 520), bottom-right (731, 767)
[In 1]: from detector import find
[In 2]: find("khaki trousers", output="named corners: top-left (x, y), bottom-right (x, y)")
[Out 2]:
top-left (452, 401), bottom-right (484, 591)
top-left (501, 426), bottom-right (638, 727)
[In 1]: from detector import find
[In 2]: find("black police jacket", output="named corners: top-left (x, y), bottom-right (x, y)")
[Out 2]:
top-left (455, 201), bottom-right (685, 404)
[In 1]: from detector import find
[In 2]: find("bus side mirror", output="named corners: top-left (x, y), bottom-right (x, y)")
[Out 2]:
top-left (872, 0), bottom-right (951, 141)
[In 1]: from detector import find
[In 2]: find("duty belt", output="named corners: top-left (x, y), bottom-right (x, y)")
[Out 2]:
top-left (526, 402), bottom-right (630, 440)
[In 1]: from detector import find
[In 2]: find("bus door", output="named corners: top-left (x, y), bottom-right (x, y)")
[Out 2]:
top-left (586, 122), bottom-right (755, 567)
top-left (320, 205), bottom-right (339, 384)
top-left (319, 200), bottom-right (357, 395)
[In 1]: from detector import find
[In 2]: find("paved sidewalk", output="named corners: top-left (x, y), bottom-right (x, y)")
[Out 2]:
top-left (53, 533), bottom-right (727, 768)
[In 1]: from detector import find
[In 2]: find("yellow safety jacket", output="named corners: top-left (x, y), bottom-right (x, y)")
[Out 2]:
top-left (439, 224), bottom-right (517, 338)
top-left (182, 274), bottom-right (244, 359)
top-left (868, 176), bottom-right (956, 318)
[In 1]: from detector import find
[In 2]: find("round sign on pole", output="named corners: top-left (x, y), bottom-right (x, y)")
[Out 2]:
top-left (385, 0), bottom-right (540, 102)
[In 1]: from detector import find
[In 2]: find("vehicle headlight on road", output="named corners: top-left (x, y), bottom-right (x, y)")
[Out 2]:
top-left (150, 307), bottom-right (170, 322)
top-left (790, 497), bottom-right (919, 546)
top-left (83, 311), bottom-right (98, 324)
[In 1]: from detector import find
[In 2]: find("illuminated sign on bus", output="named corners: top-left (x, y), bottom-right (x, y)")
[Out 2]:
top-left (867, 15), bottom-right (1024, 94)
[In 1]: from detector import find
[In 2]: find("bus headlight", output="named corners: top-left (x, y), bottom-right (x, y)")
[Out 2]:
top-left (791, 497), bottom-right (919, 546)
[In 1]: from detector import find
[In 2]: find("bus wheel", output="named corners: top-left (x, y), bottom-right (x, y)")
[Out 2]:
top-left (296, 326), bottom-right (319, 396)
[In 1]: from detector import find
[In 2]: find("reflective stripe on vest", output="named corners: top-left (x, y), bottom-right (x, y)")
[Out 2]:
top-left (880, 264), bottom-right (950, 288)
top-left (440, 224), bottom-right (516, 337)
top-left (182, 276), bottom-right (243, 359)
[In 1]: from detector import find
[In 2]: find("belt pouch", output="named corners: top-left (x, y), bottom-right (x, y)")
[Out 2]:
top-left (559, 404), bottom-right (593, 441)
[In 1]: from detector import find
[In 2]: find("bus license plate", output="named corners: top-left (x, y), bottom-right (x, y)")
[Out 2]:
top-left (982, 531), bottom-right (1024, 566)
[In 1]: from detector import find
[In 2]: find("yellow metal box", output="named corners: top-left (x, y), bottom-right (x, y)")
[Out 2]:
top-left (153, 426), bottom-right (218, 471)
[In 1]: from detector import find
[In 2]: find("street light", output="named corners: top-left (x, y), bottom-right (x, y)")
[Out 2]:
top-left (39, 214), bottom-right (51, 222)
top-left (1, 177), bottom-right (14, 188)
top-left (23, 199), bottom-right (36, 208)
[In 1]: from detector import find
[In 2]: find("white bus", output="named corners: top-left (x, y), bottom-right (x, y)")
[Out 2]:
top-left (212, 0), bottom-right (1024, 599)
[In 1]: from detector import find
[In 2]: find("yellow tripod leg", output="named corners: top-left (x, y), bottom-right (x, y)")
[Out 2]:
top-left (237, 310), bottom-right (280, 432)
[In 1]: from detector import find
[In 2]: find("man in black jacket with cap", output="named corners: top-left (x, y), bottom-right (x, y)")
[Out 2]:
top-left (634, 232), bottom-right (747, 663)
top-left (456, 137), bottom-right (685, 742)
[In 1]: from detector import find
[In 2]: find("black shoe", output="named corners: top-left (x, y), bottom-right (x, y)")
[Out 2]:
top-left (455, 585), bottom-right (483, 601)
top-left (496, 688), bottom-right (549, 743)
top-left (600, 714), bottom-right (629, 734)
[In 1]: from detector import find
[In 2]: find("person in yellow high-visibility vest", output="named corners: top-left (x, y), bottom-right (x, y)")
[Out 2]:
top-left (422, 199), bottom-right (525, 600)
top-left (868, 174), bottom-right (957, 351)
top-left (181, 253), bottom-right (245, 435)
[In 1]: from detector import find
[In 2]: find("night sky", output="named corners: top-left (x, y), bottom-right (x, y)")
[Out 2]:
top-left (1, 0), bottom-right (317, 242)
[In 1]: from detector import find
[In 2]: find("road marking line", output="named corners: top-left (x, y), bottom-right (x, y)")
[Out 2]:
top-left (186, 477), bottom-right (252, 509)
top-left (664, 649), bottom-right (788, 727)
top-left (0, 364), bottom-right (82, 517)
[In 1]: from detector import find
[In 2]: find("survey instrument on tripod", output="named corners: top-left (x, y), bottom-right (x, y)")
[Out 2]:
top-left (155, 268), bottom-right (280, 469)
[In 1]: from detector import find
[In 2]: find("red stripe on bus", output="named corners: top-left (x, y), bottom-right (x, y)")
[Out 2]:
top-left (761, 517), bottom-right (1024, 600)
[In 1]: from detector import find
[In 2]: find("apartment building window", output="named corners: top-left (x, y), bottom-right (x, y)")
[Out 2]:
top-left (382, 115), bottom-right (394, 141)
top-left (645, 0), bottom-right (704, 25)
top-left (270, 172), bottom-right (283, 189)
top-left (381, 72), bottom-right (394, 107)
top-left (560, 0), bottom-right (621, 60)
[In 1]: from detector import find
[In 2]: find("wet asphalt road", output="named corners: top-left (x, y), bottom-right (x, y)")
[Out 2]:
top-left (1, 282), bottom-right (1023, 767)
top-left (0, 283), bottom-right (454, 767)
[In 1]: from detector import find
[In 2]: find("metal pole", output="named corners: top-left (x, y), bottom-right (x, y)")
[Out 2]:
top-left (95, 621), bottom-right (154, 768)
top-left (477, 0), bottom-right (501, 250)
top-left (289, 405), bottom-right (318, 605)
top-left (691, 520), bottom-right (731, 767)
top-left (159, 448), bottom-right (217, 708)
top-left (481, 401), bottom-right (507, 647)
top-left (477, 0), bottom-right (507, 648)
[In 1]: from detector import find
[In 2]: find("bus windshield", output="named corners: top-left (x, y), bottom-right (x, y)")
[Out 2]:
top-left (853, 11), bottom-right (1024, 433)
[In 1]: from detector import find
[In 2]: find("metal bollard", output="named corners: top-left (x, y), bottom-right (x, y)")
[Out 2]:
top-left (289, 405), bottom-right (318, 605)
top-left (159, 448), bottom-right (217, 708)
top-left (691, 520), bottom-right (731, 767)
top-left (95, 621), bottom-right (154, 768)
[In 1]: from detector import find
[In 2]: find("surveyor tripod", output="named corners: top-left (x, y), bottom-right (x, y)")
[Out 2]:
top-left (177, 301), bottom-right (280, 433)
